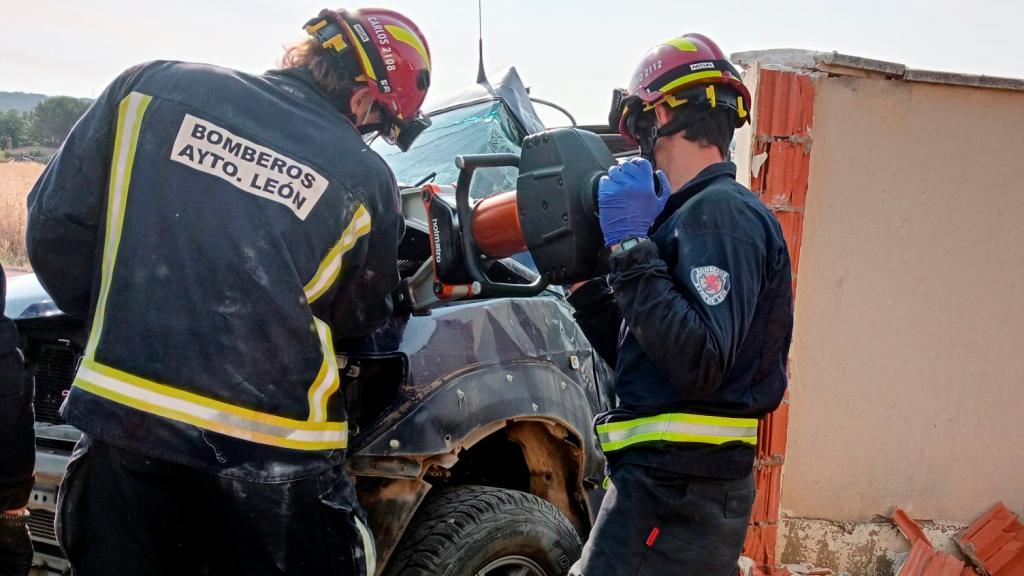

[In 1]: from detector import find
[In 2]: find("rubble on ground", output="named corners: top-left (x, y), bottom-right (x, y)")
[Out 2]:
top-left (955, 503), bottom-right (1024, 576)
top-left (890, 503), bottom-right (1024, 576)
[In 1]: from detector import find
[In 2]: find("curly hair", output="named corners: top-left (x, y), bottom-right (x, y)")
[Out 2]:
top-left (280, 38), bottom-right (361, 120)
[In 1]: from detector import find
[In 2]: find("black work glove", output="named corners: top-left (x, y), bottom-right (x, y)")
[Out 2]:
top-left (0, 512), bottom-right (33, 576)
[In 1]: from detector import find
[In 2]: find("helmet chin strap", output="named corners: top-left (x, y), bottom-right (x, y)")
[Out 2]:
top-left (356, 102), bottom-right (389, 136)
top-left (634, 112), bottom-right (689, 195)
top-left (359, 101), bottom-right (375, 126)
top-left (637, 113), bottom-right (687, 169)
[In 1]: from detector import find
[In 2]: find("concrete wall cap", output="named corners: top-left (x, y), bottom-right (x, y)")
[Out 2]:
top-left (731, 49), bottom-right (1024, 93)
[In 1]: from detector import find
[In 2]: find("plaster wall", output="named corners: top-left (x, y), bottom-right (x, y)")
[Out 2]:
top-left (782, 74), bottom-right (1024, 523)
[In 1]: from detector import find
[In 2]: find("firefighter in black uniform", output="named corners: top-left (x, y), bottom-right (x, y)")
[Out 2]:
top-left (25, 8), bottom-right (432, 576)
top-left (568, 34), bottom-right (794, 576)
top-left (0, 263), bottom-right (34, 576)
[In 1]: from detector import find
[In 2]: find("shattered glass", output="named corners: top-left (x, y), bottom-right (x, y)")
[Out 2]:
top-left (372, 101), bottom-right (526, 199)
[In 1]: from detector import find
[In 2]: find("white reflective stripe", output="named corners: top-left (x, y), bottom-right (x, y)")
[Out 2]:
top-left (353, 515), bottom-right (376, 576)
top-left (305, 254), bottom-right (341, 302)
top-left (599, 420), bottom-right (757, 444)
top-left (308, 318), bottom-right (340, 422)
top-left (304, 206), bottom-right (372, 303)
top-left (86, 91), bottom-right (152, 359)
top-left (74, 364), bottom-right (347, 446)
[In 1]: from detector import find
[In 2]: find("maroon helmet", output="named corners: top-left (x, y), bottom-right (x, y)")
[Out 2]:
top-left (610, 34), bottom-right (751, 155)
top-left (304, 8), bottom-right (432, 150)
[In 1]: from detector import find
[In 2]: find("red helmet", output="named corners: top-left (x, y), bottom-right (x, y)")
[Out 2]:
top-left (611, 33), bottom-right (751, 152)
top-left (304, 8), bottom-right (432, 150)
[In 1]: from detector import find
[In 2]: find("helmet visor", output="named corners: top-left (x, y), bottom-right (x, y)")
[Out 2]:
top-left (379, 110), bottom-right (432, 152)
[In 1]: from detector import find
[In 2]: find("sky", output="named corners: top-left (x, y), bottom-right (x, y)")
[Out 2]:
top-left (2, 0), bottom-right (1022, 125)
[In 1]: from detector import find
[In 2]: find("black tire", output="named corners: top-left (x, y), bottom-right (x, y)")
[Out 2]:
top-left (383, 485), bottom-right (582, 576)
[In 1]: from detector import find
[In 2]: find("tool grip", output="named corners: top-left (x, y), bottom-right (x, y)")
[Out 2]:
top-left (454, 154), bottom-right (549, 297)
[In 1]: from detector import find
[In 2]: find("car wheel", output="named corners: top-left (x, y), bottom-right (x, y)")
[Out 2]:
top-left (383, 485), bottom-right (582, 576)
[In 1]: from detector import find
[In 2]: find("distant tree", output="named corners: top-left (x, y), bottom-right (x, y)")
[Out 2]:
top-left (0, 110), bottom-right (29, 149)
top-left (29, 96), bottom-right (90, 147)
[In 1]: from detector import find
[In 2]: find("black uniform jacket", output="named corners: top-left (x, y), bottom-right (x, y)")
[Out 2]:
top-left (25, 61), bottom-right (404, 481)
top-left (569, 162), bottom-right (793, 478)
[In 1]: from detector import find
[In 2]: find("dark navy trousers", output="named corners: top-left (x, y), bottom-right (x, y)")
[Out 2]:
top-left (56, 436), bottom-right (373, 576)
top-left (572, 464), bottom-right (754, 576)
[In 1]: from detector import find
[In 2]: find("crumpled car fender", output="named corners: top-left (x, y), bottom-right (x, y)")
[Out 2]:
top-left (356, 360), bottom-right (597, 463)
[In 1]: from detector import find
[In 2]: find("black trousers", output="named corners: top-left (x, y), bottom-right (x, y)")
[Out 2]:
top-left (571, 464), bottom-right (754, 576)
top-left (0, 333), bottom-right (33, 514)
top-left (56, 436), bottom-right (374, 576)
top-left (0, 323), bottom-right (33, 576)
top-left (0, 516), bottom-right (32, 576)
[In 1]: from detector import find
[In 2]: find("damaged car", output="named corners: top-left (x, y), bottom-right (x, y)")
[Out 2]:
top-left (8, 68), bottom-right (628, 576)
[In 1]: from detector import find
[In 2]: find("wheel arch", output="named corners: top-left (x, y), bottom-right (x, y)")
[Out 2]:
top-left (352, 362), bottom-right (602, 573)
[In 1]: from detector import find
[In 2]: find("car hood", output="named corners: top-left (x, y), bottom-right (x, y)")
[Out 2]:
top-left (4, 273), bottom-right (63, 320)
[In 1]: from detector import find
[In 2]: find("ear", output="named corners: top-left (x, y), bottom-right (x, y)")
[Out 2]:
top-left (653, 103), bottom-right (674, 129)
top-left (348, 86), bottom-right (374, 125)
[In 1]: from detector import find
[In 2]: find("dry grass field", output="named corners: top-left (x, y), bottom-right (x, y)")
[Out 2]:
top-left (0, 162), bottom-right (43, 269)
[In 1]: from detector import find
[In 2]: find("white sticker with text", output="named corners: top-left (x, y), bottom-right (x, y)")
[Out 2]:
top-left (170, 114), bottom-right (328, 220)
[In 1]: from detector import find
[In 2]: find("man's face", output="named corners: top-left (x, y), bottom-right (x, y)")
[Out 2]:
top-left (349, 86), bottom-right (384, 128)
top-left (651, 104), bottom-right (678, 179)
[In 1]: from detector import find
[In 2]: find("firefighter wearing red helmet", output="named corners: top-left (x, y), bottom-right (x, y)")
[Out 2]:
top-left (27, 7), bottom-right (430, 575)
top-left (304, 8), bottom-right (433, 150)
top-left (567, 34), bottom-right (793, 575)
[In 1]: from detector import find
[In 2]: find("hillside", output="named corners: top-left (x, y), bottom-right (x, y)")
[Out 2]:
top-left (0, 91), bottom-right (49, 112)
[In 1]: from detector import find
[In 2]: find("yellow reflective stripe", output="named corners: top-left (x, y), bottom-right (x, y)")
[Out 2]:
top-left (353, 516), bottom-right (377, 576)
top-left (596, 413), bottom-right (758, 452)
top-left (81, 359), bottom-right (345, 432)
top-left (71, 92), bottom-right (349, 452)
top-left (664, 37), bottom-right (699, 52)
top-left (303, 205), bottom-right (371, 303)
top-left (601, 431), bottom-right (754, 452)
top-left (73, 359), bottom-right (348, 451)
top-left (341, 21), bottom-right (377, 81)
top-left (307, 318), bottom-right (341, 422)
top-left (353, 43), bottom-right (377, 81)
top-left (658, 70), bottom-right (724, 95)
top-left (385, 24), bottom-right (430, 71)
top-left (85, 91), bottom-right (152, 359)
top-left (597, 413), bottom-right (758, 432)
top-left (737, 95), bottom-right (748, 118)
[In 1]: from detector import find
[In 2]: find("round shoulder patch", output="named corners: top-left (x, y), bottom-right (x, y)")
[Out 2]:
top-left (690, 266), bottom-right (731, 306)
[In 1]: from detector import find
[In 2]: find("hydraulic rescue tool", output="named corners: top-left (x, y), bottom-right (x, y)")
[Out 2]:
top-left (422, 127), bottom-right (620, 300)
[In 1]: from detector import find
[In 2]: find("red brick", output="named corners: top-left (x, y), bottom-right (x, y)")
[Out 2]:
top-left (893, 508), bottom-right (934, 547)
top-left (754, 69), bottom-right (815, 138)
top-left (956, 503), bottom-right (1024, 576)
top-left (898, 540), bottom-right (966, 576)
top-left (745, 66), bottom-right (815, 571)
top-left (762, 141), bottom-right (811, 209)
top-left (772, 210), bottom-right (804, 275)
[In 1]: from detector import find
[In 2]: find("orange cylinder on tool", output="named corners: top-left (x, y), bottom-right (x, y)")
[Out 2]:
top-left (471, 191), bottom-right (527, 259)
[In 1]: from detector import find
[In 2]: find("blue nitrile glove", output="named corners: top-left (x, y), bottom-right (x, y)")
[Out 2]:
top-left (597, 158), bottom-right (671, 247)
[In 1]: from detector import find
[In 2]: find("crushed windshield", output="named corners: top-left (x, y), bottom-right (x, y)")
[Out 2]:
top-left (372, 101), bottom-right (527, 199)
